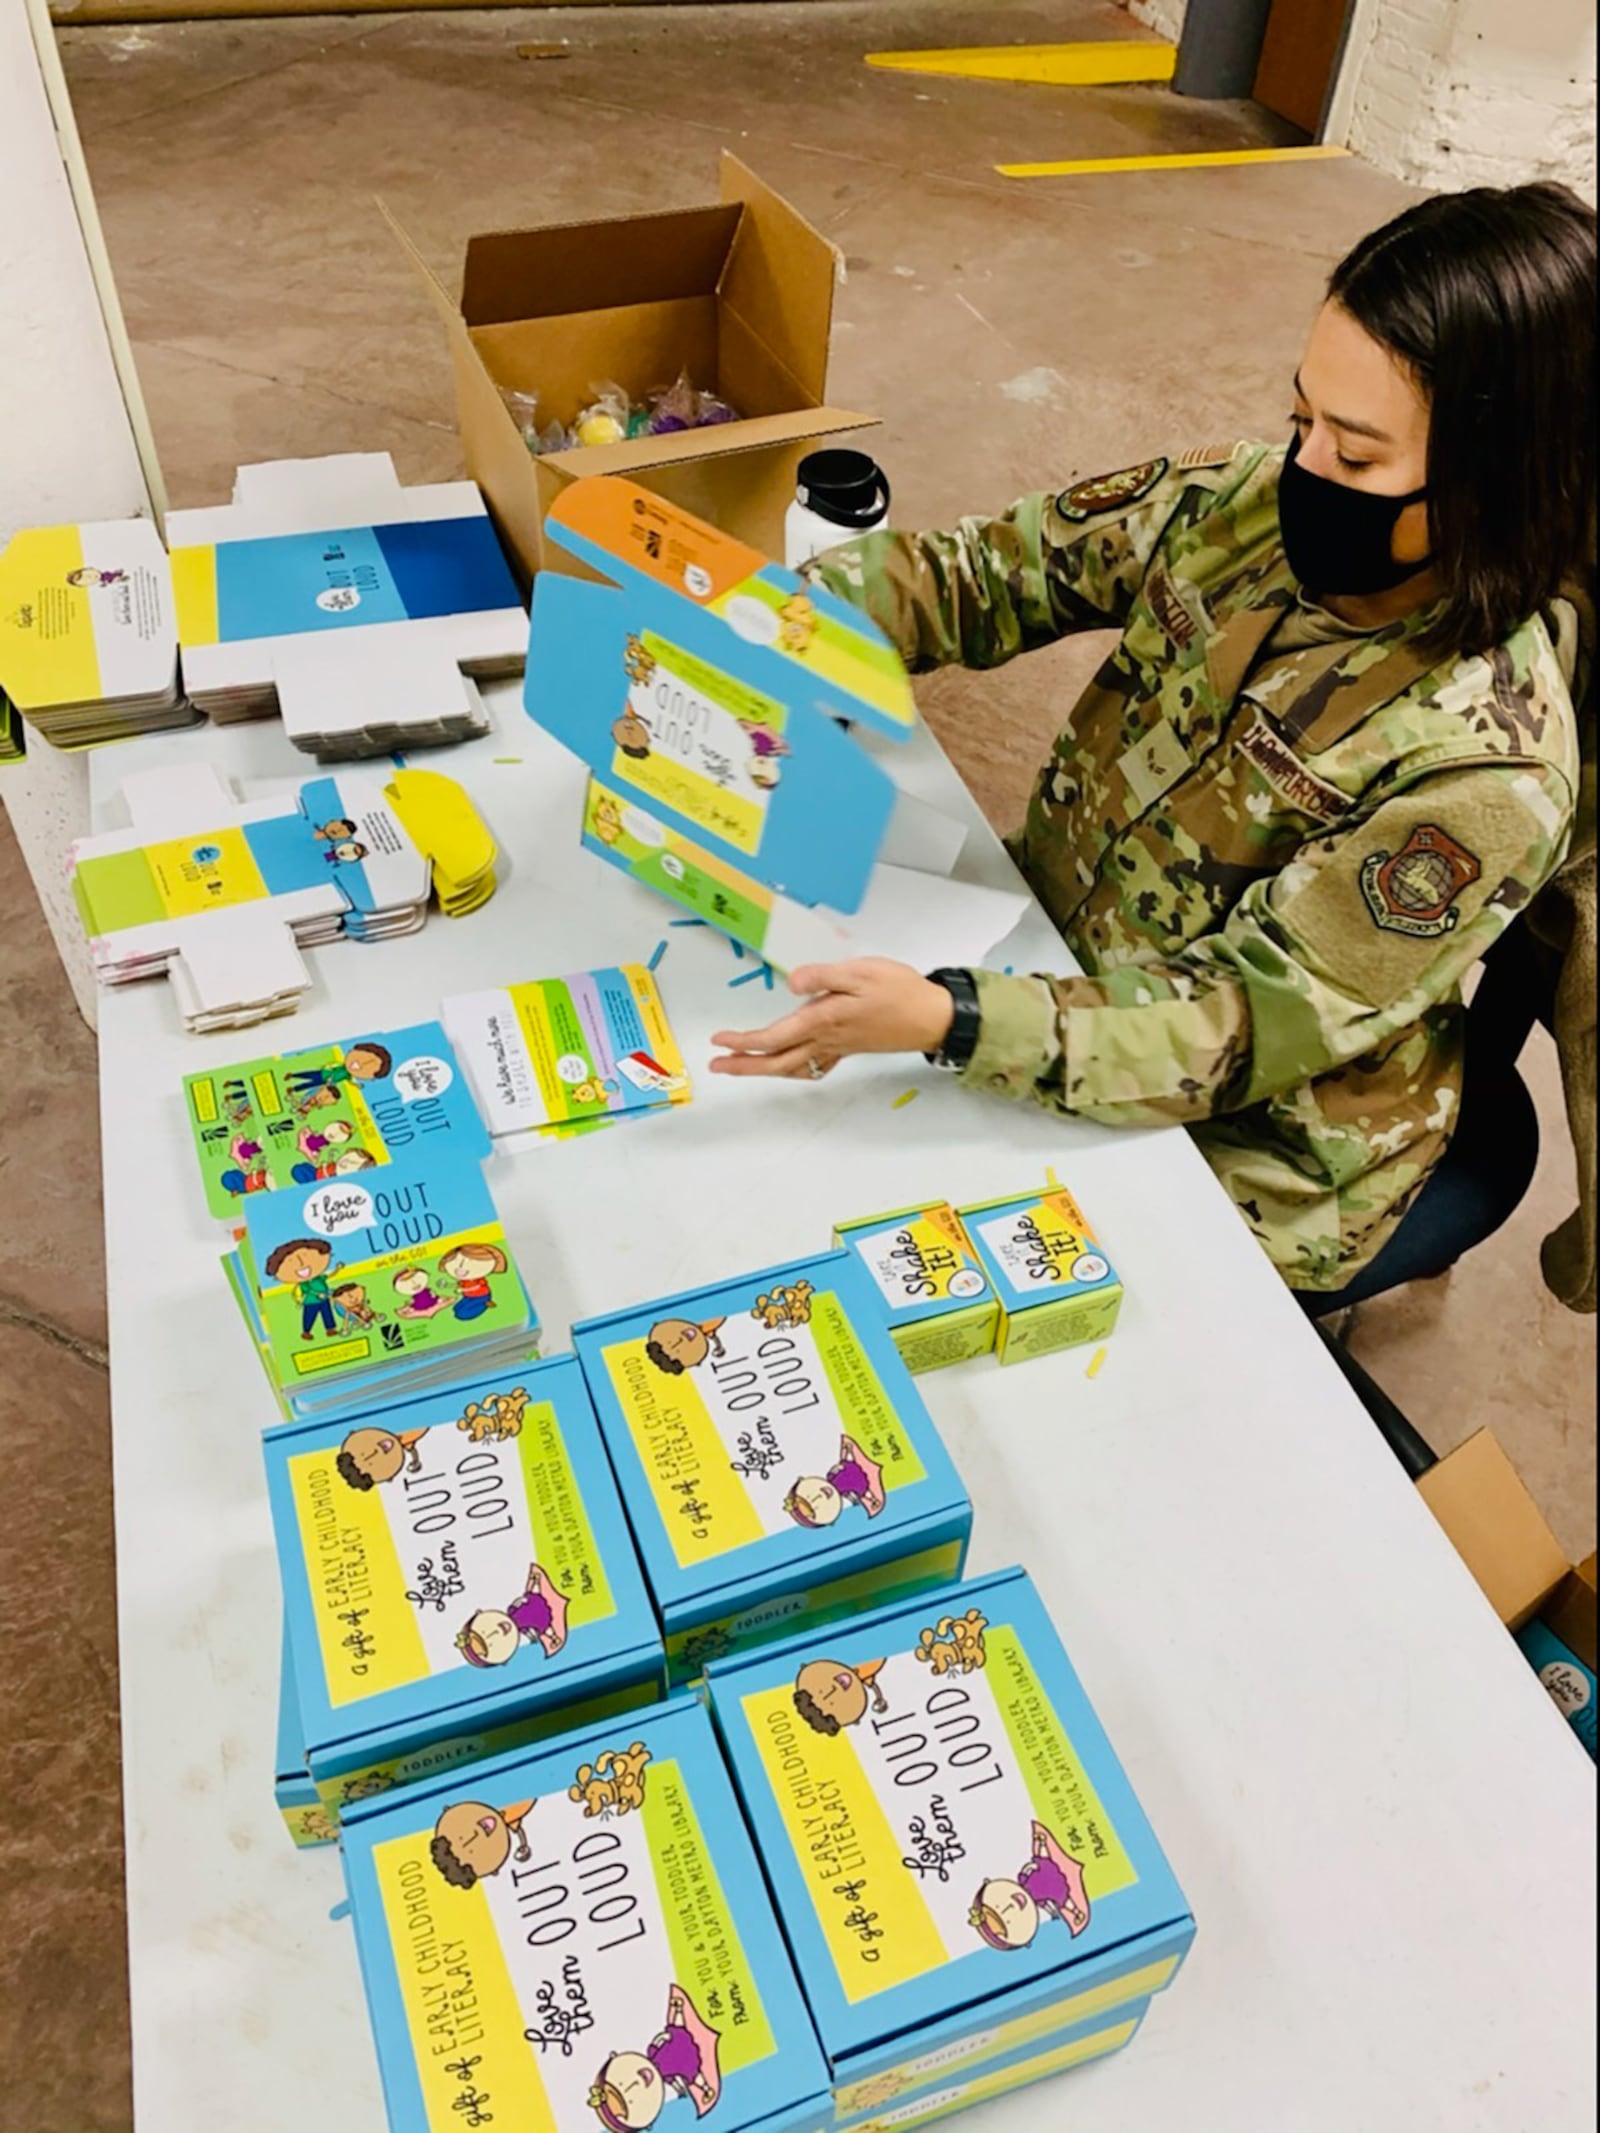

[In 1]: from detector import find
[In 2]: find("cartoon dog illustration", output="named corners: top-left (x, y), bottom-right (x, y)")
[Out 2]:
top-left (750, 1281), bottom-right (813, 1329)
top-left (568, 1741), bottom-right (652, 1820)
top-left (455, 1386), bottom-right (531, 1443)
top-left (915, 1608), bottom-right (989, 1677)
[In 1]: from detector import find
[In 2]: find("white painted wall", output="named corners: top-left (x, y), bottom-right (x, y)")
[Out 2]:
top-left (1332, 0), bottom-right (1596, 198)
top-left (1, 0), bottom-right (158, 1023)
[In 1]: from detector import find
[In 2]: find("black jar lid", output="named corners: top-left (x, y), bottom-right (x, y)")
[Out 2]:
top-left (796, 449), bottom-right (890, 529)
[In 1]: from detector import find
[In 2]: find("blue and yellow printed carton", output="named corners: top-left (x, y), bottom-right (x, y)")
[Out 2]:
top-left (340, 1694), bottom-right (833, 2133)
top-left (832, 2001), bottom-right (1149, 2133)
top-left (266, 1355), bottom-right (665, 1818)
top-left (275, 1627), bottom-right (338, 1849)
top-left (831, 1205), bottom-right (999, 1374)
top-left (572, 1251), bottom-right (971, 1685)
top-left (704, 1567), bottom-right (1192, 2106)
top-left (955, 1187), bottom-right (1122, 1363)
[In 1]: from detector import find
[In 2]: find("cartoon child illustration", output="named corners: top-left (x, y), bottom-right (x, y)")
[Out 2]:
top-left (314, 817), bottom-right (358, 841)
top-left (792, 1657), bottom-right (888, 1737)
top-left (644, 1318), bottom-right (726, 1376)
top-left (612, 705), bottom-right (653, 760)
top-left (393, 1264), bottom-right (449, 1318)
top-left (332, 1148), bottom-right (377, 1175)
top-left (323, 839), bottom-right (369, 866)
top-left (590, 1985), bottom-right (722, 2128)
top-left (265, 1237), bottom-right (340, 1339)
top-left (332, 1282), bottom-right (377, 1330)
top-left (439, 1241), bottom-right (508, 1321)
top-left (290, 1118), bottom-right (356, 1181)
top-left (65, 566), bottom-right (125, 589)
top-left (970, 1822), bottom-right (1092, 1951)
top-left (335, 1425), bottom-right (427, 1490)
top-left (745, 723), bottom-right (789, 792)
top-left (220, 1133), bottom-right (272, 1196)
top-left (456, 1564), bottom-right (569, 1665)
top-left (784, 1437), bottom-right (886, 1528)
top-left (429, 1798), bottom-right (535, 1890)
top-left (289, 1041), bottom-right (393, 1104)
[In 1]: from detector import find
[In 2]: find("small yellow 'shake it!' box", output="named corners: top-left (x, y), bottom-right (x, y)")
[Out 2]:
top-left (956, 1186), bottom-right (1123, 1364)
top-left (832, 1201), bottom-right (1000, 1373)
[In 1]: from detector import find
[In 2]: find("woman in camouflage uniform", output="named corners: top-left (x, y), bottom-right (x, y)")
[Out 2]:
top-left (712, 185), bottom-right (1595, 1305)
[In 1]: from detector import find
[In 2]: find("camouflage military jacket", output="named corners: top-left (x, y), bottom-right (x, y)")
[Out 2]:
top-left (814, 442), bottom-right (1581, 1291)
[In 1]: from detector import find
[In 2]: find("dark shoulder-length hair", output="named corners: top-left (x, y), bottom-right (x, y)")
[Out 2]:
top-left (1328, 182), bottom-right (1595, 661)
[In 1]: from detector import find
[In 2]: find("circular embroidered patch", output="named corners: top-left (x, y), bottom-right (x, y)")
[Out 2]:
top-left (1056, 457), bottom-right (1170, 522)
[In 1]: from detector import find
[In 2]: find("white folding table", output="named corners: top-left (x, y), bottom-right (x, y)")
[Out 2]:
top-left (94, 683), bottom-right (1597, 2133)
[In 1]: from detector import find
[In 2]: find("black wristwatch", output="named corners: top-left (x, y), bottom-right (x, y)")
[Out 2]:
top-left (924, 967), bottom-right (981, 1071)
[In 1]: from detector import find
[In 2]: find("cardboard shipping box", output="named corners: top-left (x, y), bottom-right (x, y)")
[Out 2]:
top-left (1416, 1427), bottom-right (1573, 1630)
top-left (389, 155), bottom-right (873, 583)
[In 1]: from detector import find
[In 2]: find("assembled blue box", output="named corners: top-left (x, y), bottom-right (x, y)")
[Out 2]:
top-left (704, 1566), bottom-right (1193, 2106)
top-left (832, 1998), bottom-right (1151, 2132)
top-left (340, 1693), bottom-right (833, 2133)
top-left (266, 1354), bottom-right (665, 1817)
top-left (572, 1249), bottom-right (971, 1683)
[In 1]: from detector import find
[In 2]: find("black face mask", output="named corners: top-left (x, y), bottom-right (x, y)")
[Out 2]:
top-left (1277, 430), bottom-right (1431, 596)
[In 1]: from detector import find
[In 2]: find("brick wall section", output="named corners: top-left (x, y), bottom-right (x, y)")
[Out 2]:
top-left (1343, 0), bottom-right (1596, 200)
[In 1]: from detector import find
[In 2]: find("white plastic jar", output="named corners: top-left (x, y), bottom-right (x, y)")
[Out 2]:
top-left (784, 449), bottom-right (891, 570)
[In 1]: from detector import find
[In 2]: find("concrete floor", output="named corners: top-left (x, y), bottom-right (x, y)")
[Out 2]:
top-left (2, 4), bottom-right (1594, 2125)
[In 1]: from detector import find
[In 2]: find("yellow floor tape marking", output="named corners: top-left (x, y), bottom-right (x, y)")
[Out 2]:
top-left (1000, 144), bottom-right (1349, 179)
top-left (868, 41), bottom-right (1175, 87)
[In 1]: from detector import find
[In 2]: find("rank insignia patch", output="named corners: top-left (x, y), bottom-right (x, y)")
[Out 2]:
top-left (1360, 824), bottom-right (1482, 937)
top-left (1056, 457), bottom-right (1170, 523)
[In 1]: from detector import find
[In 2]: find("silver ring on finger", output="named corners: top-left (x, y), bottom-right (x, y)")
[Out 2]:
top-left (804, 1056), bottom-right (827, 1081)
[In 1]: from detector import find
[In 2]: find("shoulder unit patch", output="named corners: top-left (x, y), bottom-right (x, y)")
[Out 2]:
top-left (1359, 824), bottom-right (1482, 937)
top-left (1055, 457), bottom-right (1169, 523)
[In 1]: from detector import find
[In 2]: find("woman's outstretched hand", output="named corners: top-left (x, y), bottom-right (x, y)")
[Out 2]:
top-left (710, 959), bottom-right (955, 1081)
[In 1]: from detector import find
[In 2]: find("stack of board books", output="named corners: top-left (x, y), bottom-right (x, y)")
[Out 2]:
top-left (182, 1019), bottom-right (491, 1221)
top-left (225, 1146), bottom-right (539, 1425)
top-left (0, 518), bottom-right (194, 748)
top-left (442, 962), bottom-right (691, 1147)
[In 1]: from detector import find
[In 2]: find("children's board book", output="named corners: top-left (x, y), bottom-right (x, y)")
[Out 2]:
top-left (228, 1148), bottom-right (537, 1424)
top-left (955, 1186), bottom-right (1123, 1364)
top-left (184, 1020), bottom-right (491, 1221)
top-left (266, 1355), bottom-right (664, 1813)
top-left (570, 1250), bottom-right (971, 1685)
top-left (166, 452), bottom-right (526, 754)
top-left (831, 1204), bottom-right (999, 1374)
top-left (0, 518), bottom-right (193, 748)
top-left (340, 1694), bottom-right (833, 2133)
top-left (443, 964), bottom-right (690, 1144)
top-left (70, 762), bottom-right (491, 1032)
top-left (525, 478), bottom-right (917, 930)
top-left (705, 1567), bottom-right (1193, 2096)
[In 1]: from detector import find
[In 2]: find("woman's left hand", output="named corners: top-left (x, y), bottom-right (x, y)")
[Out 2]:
top-left (710, 959), bottom-right (955, 1081)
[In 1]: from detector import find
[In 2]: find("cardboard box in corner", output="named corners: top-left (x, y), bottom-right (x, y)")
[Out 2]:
top-left (1416, 1428), bottom-right (1572, 1630)
top-left (385, 155), bottom-right (875, 587)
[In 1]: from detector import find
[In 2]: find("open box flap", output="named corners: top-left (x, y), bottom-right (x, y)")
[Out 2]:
top-left (720, 152), bottom-right (839, 408)
top-left (540, 401), bottom-right (877, 478)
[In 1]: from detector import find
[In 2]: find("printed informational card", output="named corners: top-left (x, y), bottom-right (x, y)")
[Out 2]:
top-left (340, 1698), bottom-right (830, 2133)
top-left (443, 964), bottom-right (689, 1140)
top-left (184, 1020), bottom-right (490, 1219)
top-left (238, 1149), bottom-right (530, 1398)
